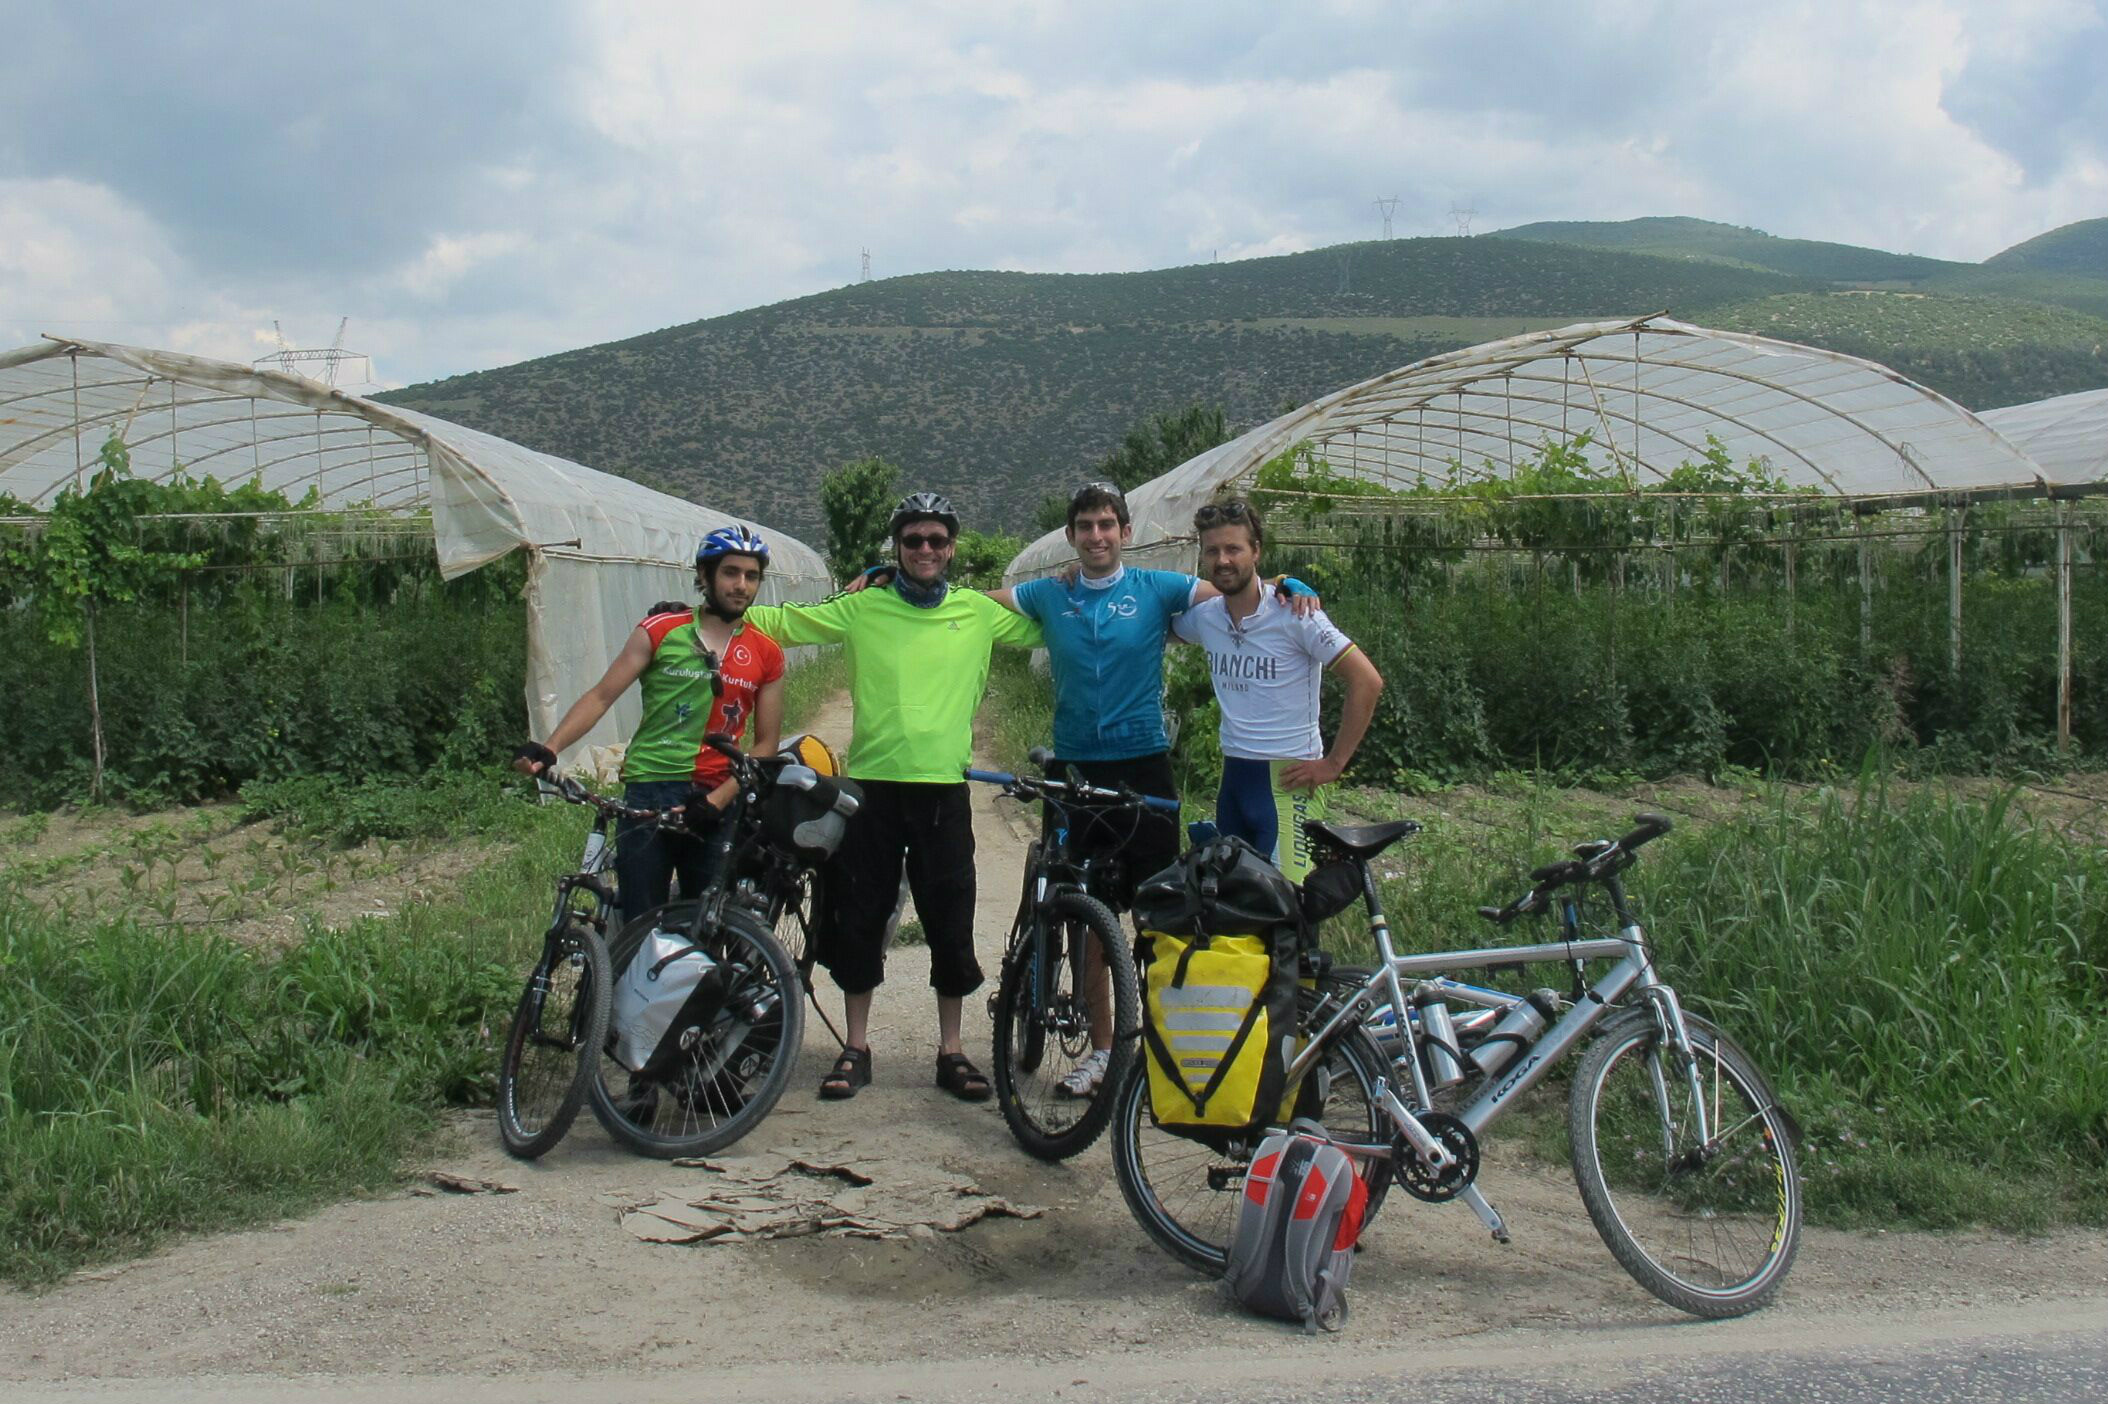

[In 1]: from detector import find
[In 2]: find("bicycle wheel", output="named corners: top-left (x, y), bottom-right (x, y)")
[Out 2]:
top-left (769, 866), bottom-right (823, 982)
top-left (1111, 987), bottom-right (1391, 1273)
top-left (587, 900), bottom-right (806, 1159)
top-left (496, 915), bottom-right (612, 1160)
top-left (991, 891), bottom-right (1136, 1161)
top-left (1568, 1009), bottom-right (1802, 1318)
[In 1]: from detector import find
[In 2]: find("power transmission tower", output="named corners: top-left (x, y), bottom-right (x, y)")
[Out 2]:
top-left (1335, 246), bottom-right (1354, 294)
top-left (1449, 204), bottom-right (1477, 238)
top-left (253, 317), bottom-right (369, 386)
top-left (860, 248), bottom-right (871, 282)
top-left (1373, 196), bottom-right (1400, 240)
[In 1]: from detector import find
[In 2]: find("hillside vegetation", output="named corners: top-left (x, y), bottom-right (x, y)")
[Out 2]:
top-left (380, 223), bottom-right (2108, 535)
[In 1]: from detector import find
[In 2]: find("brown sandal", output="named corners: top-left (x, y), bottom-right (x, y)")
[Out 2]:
top-left (934, 1052), bottom-right (992, 1103)
top-left (820, 1046), bottom-right (871, 1100)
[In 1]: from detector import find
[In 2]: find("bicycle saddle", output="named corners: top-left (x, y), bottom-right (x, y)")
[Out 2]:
top-left (1302, 818), bottom-right (1422, 858)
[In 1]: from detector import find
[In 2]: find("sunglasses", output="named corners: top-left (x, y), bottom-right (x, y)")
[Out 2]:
top-left (691, 633), bottom-right (727, 698)
top-left (899, 531), bottom-right (953, 551)
top-left (1194, 501), bottom-right (1252, 527)
top-left (1070, 480), bottom-right (1126, 506)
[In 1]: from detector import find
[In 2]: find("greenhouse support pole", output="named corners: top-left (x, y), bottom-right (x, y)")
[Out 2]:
top-left (2057, 504), bottom-right (2073, 751)
top-left (84, 603), bottom-right (105, 802)
top-left (1948, 508), bottom-right (1963, 679)
top-left (1858, 519), bottom-right (1873, 654)
top-left (1784, 541), bottom-right (1797, 645)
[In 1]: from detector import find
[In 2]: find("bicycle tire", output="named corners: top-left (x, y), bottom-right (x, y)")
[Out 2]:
top-left (1111, 987), bottom-right (1391, 1274)
top-left (769, 867), bottom-right (823, 981)
top-left (992, 891), bottom-right (1136, 1161)
top-left (587, 900), bottom-right (806, 1159)
top-left (496, 915), bottom-right (612, 1160)
top-left (1568, 1009), bottom-right (1802, 1318)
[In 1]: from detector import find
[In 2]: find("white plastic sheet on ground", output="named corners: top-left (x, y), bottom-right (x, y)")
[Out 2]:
top-left (0, 337), bottom-right (831, 762)
top-left (1981, 387), bottom-right (2108, 489)
top-left (1007, 315), bottom-right (2063, 581)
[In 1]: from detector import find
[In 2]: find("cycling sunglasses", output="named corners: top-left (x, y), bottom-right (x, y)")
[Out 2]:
top-left (1193, 501), bottom-right (1252, 528)
top-left (898, 530), bottom-right (953, 551)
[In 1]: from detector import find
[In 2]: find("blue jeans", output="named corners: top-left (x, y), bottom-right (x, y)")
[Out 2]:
top-left (615, 780), bottom-right (726, 929)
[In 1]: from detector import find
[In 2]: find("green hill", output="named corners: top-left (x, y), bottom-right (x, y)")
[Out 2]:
top-left (1494, 215), bottom-right (2108, 320)
top-left (1986, 218), bottom-right (2108, 276)
top-left (1492, 216), bottom-right (1962, 284)
top-left (380, 231), bottom-right (2108, 539)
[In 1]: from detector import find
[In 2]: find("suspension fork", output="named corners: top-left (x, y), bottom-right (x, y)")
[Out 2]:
top-left (1604, 872), bottom-right (1713, 1148)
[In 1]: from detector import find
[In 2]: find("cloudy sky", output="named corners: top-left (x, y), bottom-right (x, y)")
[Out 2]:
top-left (3, 0), bottom-right (2102, 387)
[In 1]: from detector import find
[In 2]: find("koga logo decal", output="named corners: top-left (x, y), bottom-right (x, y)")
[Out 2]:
top-left (1490, 1052), bottom-right (1542, 1104)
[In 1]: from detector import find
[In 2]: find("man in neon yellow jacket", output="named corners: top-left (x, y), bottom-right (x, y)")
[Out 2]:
top-left (743, 492), bottom-right (1041, 1104)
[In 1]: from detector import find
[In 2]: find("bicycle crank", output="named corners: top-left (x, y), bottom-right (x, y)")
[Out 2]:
top-left (1394, 1111), bottom-right (1480, 1203)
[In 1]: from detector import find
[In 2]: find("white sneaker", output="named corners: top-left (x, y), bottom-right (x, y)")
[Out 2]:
top-left (1057, 1049), bottom-right (1111, 1099)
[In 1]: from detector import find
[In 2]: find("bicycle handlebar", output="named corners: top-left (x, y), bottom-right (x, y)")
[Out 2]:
top-left (1478, 812), bottom-right (1673, 925)
top-left (962, 767), bottom-right (1181, 813)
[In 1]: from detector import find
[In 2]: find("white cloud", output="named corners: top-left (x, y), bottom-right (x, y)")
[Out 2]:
top-left (0, 1), bottom-right (2101, 390)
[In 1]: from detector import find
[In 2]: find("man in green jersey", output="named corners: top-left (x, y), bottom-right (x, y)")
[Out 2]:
top-left (514, 527), bottom-right (785, 928)
top-left (742, 492), bottom-right (1041, 1104)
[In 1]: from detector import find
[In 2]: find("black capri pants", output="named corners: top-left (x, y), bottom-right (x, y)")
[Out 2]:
top-left (818, 779), bottom-right (981, 998)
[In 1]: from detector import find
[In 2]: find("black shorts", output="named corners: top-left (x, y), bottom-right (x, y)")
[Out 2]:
top-left (1048, 751), bottom-right (1181, 912)
top-left (818, 780), bottom-right (981, 998)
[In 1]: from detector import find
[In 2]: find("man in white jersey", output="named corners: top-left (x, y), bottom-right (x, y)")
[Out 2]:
top-left (1171, 497), bottom-right (1384, 882)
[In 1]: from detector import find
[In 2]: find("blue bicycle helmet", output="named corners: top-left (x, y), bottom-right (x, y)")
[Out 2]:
top-left (696, 524), bottom-right (770, 572)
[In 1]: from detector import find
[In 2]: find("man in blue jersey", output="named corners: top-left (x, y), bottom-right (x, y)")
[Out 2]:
top-left (986, 481), bottom-right (1318, 1097)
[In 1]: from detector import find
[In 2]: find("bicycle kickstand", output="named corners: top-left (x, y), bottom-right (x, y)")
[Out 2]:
top-left (1458, 1184), bottom-right (1511, 1244)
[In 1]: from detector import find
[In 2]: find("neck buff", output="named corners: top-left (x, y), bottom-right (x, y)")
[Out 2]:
top-left (892, 571), bottom-right (950, 609)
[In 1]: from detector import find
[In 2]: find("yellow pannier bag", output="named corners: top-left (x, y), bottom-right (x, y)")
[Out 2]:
top-left (1139, 928), bottom-right (1298, 1143)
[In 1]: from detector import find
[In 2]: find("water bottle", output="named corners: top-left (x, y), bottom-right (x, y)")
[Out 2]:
top-left (581, 828), bottom-right (609, 875)
top-left (1468, 990), bottom-right (1560, 1078)
top-left (1416, 998), bottom-right (1467, 1089)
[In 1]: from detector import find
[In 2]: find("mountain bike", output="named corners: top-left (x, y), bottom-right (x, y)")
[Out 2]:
top-left (495, 776), bottom-right (626, 1159)
top-left (582, 736), bottom-right (857, 1159)
top-left (965, 750), bottom-right (1182, 1160)
top-left (1112, 813), bottom-right (1804, 1319)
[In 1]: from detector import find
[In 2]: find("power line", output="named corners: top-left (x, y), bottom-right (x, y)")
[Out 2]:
top-left (253, 317), bottom-right (371, 387)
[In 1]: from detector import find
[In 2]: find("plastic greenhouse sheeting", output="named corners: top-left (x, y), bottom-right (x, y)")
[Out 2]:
top-left (1980, 387), bottom-right (2108, 489)
top-left (0, 337), bottom-right (831, 763)
top-left (1008, 315), bottom-right (2062, 580)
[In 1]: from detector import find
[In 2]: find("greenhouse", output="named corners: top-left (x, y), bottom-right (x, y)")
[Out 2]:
top-left (0, 337), bottom-right (830, 779)
top-left (1011, 316), bottom-right (2105, 772)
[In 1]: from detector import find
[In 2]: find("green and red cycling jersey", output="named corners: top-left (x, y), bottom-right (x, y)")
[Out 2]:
top-left (620, 608), bottom-right (785, 787)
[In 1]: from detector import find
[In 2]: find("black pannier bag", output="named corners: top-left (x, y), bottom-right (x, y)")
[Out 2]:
top-left (1133, 836), bottom-right (1304, 938)
top-left (762, 765), bottom-right (863, 862)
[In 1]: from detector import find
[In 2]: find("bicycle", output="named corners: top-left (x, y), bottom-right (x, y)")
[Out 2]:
top-left (965, 749), bottom-right (1183, 1160)
top-left (581, 735), bottom-right (856, 1159)
top-left (1112, 812), bottom-right (1804, 1319)
top-left (494, 775), bottom-right (626, 1159)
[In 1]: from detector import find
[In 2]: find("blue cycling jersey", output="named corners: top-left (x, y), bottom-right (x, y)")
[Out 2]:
top-left (1012, 566), bottom-right (1199, 761)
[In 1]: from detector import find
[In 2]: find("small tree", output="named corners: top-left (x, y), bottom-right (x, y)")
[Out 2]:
top-left (35, 436), bottom-right (204, 799)
top-left (820, 456), bottom-right (900, 585)
top-left (952, 529), bottom-right (1025, 588)
top-left (1036, 402), bottom-right (1235, 532)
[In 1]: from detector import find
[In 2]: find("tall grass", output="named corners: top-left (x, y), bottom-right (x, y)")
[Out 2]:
top-left (1641, 782), bottom-right (2108, 1228)
top-left (0, 788), bottom-right (588, 1286)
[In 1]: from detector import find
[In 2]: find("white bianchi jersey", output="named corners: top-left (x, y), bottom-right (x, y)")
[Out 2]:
top-left (1171, 594), bottom-right (1356, 761)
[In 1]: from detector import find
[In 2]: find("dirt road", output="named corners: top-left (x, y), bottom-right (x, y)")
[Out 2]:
top-left (5, 691), bottom-right (2106, 1391)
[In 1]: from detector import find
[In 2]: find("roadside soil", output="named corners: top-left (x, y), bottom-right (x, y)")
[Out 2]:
top-left (1, 801), bottom-right (502, 946)
top-left (4, 691), bottom-right (2105, 1384)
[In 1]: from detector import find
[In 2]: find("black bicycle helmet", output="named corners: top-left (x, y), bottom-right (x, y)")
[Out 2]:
top-left (888, 491), bottom-right (960, 538)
